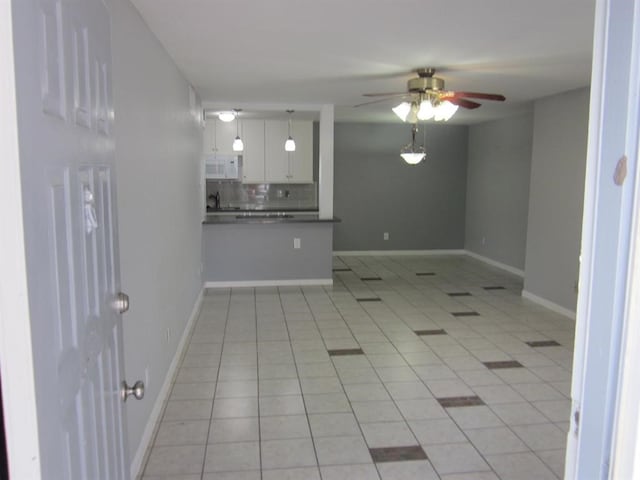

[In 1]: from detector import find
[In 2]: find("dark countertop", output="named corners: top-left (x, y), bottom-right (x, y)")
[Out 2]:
top-left (206, 207), bottom-right (319, 213)
top-left (203, 213), bottom-right (340, 225)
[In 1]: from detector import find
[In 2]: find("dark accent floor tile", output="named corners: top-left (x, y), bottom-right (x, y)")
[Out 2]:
top-left (437, 396), bottom-right (485, 408)
top-left (369, 445), bottom-right (427, 463)
top-left (332, 268), bottom-right (351, 272)
top-left (414, 329), bottom-right (447, 336)
top-left (525, 340), bottom-right (561, 347)
top-left (416, 272), bottom-right (436, 276)
top-left (448, 292), bottom-right (471, 297)
top-left (361, 277), bottom-right (382, 281)
top-left (328, 348), bottom-right (364, 356)
top-left (483, 360), bottom-right (524, 369)
top-left (483, 286), bottom-right (506, 290)
top-left (357, 298), bottom-right (381, 302)
top-left (451, 311), bottom-right (480, 317)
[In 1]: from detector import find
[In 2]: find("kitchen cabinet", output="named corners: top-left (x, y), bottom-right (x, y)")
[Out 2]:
top-left (241, 119), bottom-right (265, 183)
top-left (264, 120), bottom-right (313, 183)
top-left (203, 119), bottom-right (239, 155)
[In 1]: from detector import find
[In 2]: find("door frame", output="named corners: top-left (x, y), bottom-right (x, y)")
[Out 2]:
top-left (0, 1), bottom-right (42, 478)
top-left (565, 0), bottom-right (640, 477)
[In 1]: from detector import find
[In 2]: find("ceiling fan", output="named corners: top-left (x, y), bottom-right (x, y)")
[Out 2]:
top-left (356, 67), bottom-right (506, 121)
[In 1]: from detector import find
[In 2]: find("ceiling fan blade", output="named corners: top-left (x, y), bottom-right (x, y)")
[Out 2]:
top-left (353, 96), bottom-right (408, 108)
top-left (363, 92), bottom-right (407, 97)
top-left (444, 91), bottom-right (506, 101)
top-left (447, 97), bottom-right (482, 109)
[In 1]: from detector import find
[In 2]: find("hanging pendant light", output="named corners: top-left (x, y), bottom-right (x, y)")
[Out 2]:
top-left (400, 124), bottom-right (426, 165)
top-left (232, 109), bottom-right (244, 152)
top-left (284, 109), bottom-right (296, 152)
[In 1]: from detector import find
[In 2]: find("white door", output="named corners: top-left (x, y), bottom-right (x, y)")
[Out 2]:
top-left (10, 0), bottom-right (131, 478)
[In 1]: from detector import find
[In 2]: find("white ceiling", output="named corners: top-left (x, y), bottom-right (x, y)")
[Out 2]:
top-left (130, 0), bottom-right (596, 125)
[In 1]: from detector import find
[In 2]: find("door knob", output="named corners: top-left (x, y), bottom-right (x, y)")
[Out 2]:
top-left (121, 380), bottom-right (145, 402)
top-left (113, 292), bottom-right (130, 314)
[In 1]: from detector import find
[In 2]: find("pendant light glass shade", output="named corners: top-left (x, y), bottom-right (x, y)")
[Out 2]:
top-left (400, 124), bottom-right (426, 165)
top-left (400, 151), bottom-right (426, 165)
top-left (284, 110), bottom-right (296, 152)
top-left (285, 137), bottom-right (296, 152)
top-left (232, 109), bottom-right (244, 152)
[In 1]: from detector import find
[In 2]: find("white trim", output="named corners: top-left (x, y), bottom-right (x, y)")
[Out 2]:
top-left (0, 3), bottom-right (42, 478)
top-left (463, 250), bottom-right (525, 277)
top-left (319, 104), bottom-right (334, 219)
top-left (130, 288), bottom-right (204, 479)
top-left (610, 0), bottom-right (640, 475)
top-left (334, 249), bottom-right (466, 256)
top-left (205, 279), bottom-right (333, 288)
top-left (522, 290), bottom-right (576, 320)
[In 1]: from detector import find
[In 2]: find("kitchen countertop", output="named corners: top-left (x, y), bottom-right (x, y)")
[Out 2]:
top-left (203, 213), bottom-right (340, 225)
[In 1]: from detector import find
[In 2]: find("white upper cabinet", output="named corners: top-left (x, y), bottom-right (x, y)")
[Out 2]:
top-left (264, 120), bottom-right (290, 182)
top-left (204, 119), bottom-right (238, 155)
top-left (241, 119), bottom-right (265, 183)
top-left (264, 120), bottom-right (313, 184)
top-left (289, 120), bottom-right (313, 183)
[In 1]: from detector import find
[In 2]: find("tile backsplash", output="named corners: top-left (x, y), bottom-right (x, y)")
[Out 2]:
top-left (206, 181), bottom-right (318, 211)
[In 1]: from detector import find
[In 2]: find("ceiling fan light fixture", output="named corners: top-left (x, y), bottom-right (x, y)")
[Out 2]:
top-left (392, 102), bottom-right (411, 121)
top-left (400, 124), bottom-right (426, 165)
top-left (400, 151), bottom-right (426, 165)
top-left (217, 111), bottom-right (235, 122)
top-left (434, 101), bottom-right (458, 121)
top-left (417, 100), bottom-right (435, 120)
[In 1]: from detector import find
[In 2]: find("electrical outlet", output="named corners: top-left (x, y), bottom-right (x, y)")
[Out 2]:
top-left (294, 238), bottom-right (301, 249)
top-left (383, 232), bottom-right (389, 241)
top-left (166, 328), bottom-right (171, 343)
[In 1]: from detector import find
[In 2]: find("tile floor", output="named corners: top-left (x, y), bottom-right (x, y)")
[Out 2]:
top-left (139, 255), bottom-right (574, 480)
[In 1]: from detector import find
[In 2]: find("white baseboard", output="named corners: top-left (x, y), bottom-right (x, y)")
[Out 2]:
top-left (333, 249), bottom-right (466, 256)
top-left (205, 278), bottom-right (333, 288)
top-left (522, 290), bottom-right (576, 320)
top-left (130, 287), bottom-right (204, 479)
top-left (463, 250), bottom-right (525, 277)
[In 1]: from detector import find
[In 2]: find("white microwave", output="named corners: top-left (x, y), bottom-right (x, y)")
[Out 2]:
top-left (205, 154), bottom-right (239, 180)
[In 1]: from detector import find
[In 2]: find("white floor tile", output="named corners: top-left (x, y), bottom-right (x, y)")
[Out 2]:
top-left (143, 256), bottom-right (575, 479)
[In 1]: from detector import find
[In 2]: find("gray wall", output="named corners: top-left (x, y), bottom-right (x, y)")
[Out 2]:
top-left (203, 224), bottom-right (333, 282)
top-left (524, 87), bottom-right (590, 311)
top-left (465, 113), bottom-right (534, 270)
top-left (112, 0), bottom-right (203, 465)
top-left (333, 123), bottom-right (468, 250)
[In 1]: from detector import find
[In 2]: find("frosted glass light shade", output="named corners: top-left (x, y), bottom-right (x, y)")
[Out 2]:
top-left (218, 111), bottom-right (235, 122)
top-left (232, 136), bottom-right (244, 152)
top-left (392, 102), bottom-right (411, 121)
top-left (434, 101), bottom-right (458, 121)
top-left (285, 136), bottom-right (296, 152)
top-left (417, 100), bottom-right (435, 120)
top-left (400, 152), bottom-right (426, 165)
